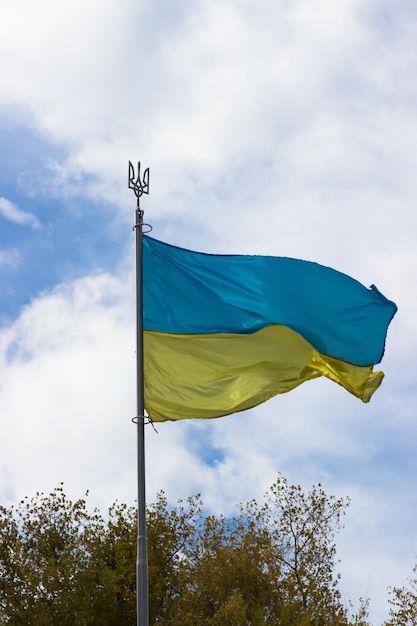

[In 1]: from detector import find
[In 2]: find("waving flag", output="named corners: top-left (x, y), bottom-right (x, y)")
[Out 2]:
top-left (143, 236), bottom-right (397, 422)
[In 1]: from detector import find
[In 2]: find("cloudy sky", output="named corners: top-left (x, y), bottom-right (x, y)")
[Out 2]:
top-left (1, 0), bottom-right (416, 622)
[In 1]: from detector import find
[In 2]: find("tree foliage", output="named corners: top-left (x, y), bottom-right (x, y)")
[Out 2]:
top-left (383, 564), bottom-right (417, 626)
top-left (0, 476), bottom-right (370, 625)
top-left (0, 484), bottom-right (136, 625)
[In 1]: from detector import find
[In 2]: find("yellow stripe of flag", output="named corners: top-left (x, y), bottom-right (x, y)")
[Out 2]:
top-left (144, 325), bottom-right (383, 422)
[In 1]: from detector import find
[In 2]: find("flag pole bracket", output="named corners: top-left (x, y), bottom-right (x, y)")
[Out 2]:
top-left (131, 415), bottom-right (151, 425)
top-left (133, 223), bottom-right (153, 233)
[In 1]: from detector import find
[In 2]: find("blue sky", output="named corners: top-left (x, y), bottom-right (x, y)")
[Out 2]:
top-left (1, 0), bottom-right (417, 623)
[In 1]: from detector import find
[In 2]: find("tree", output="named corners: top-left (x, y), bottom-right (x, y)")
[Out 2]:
top-left (0, 484), bottom-right (95, 625)
top-left (147, 491), bottom-right (202, 624)
top-left (154, 474), bottom-right (366, 625)
top-left (258, 474), bottom-right (351, 624)
top-left (383, 564), bottom-right (417, 626)
top-left (171, 510), bottom-right (278, 625)
top-left (0, 485), bottom-right (137, 625)
top-left (0, 476), bottom-right (370, 625)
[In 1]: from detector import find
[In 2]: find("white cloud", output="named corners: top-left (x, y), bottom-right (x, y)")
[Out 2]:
top-left (0, 0), bottom-right (383, 202)
top-left (0, 248), bottom-right (20, 269)
top-left (0, 197), bottom-right (40, 229)
top-left (0, 270), bottom-right (136, 507)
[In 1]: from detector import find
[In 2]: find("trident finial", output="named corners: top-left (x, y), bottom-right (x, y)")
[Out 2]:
top-left (128, 161), bottom-right (150, 204)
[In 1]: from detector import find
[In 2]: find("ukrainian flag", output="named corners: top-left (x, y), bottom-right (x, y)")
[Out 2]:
top-left (143, 236), bottom-right (397, 422)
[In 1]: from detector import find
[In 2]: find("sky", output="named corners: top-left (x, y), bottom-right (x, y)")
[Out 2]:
top-left (0, 0), bottom-right (416, 622)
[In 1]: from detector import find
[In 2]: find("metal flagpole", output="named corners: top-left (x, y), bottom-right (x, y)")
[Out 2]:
top-left (129, 161), bottom-right (150, 626)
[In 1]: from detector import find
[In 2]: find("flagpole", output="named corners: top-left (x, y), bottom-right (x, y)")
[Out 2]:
top-left (129, 161), bottom-right (150, 626)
